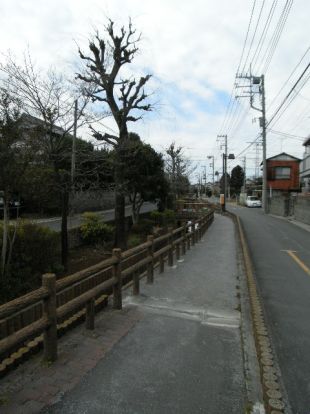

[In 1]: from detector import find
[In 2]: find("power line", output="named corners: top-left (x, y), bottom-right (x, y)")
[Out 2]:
top-left (267, 62), bottom-right (310, 127)
top-left (219, 0), bottom-right (257, 135)
top-left (251, 0), bottom-right (278, 71)
top-left (241, 0), bottom-right (266, 74)
top-left (268, 45), bottom-right (310, 110)
top-left (260, 0), bottom-right (294, 73)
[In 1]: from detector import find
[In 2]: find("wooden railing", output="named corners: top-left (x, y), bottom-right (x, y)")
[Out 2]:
top-left (0, 210), bottom-right (214, 372)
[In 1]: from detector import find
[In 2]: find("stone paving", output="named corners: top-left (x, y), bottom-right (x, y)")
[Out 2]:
top-left (0, 305), bottom-right (142, 414)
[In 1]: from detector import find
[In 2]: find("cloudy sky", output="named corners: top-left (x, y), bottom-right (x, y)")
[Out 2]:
top-left (1, 0), bottom-right (309, 180)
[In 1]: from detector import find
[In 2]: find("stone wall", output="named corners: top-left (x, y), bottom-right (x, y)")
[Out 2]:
top-left (267, 197), bottom-right (288, 217)
top-left (293, 196), bottom-right (310, 225)
top-left (268, 195), bottom-right (310, 225)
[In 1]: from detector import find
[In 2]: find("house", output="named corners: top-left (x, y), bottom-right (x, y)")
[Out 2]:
top-left (266, 152), bottom-right (301, 196)
top-left (300, 136), bottom-right (310, 193)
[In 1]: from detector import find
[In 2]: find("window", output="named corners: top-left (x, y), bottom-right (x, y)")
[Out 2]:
top-left (274, 166), bottom-right (291, 179)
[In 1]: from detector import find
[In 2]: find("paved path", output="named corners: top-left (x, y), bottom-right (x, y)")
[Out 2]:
top-left (230, 205), bottom-right (310, 414)
top-left (0, 214), bottom-right (254, 413)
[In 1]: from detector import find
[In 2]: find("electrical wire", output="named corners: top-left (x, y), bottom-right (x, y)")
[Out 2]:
top-left (241, 0), bottom-right (266, 74)
top-left (251, 0), bottom-right (278, 71)
top-left (267, 63), bottom-right (310, 127)
top-left (218, 0), bottom-right (257, 135)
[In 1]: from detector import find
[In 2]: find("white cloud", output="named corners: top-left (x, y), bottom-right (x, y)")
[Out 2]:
top-left (0, 0), bottom-right (309, 179)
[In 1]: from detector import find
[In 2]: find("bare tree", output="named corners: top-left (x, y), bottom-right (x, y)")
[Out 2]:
top-left (76, 19), bottom-right (152, 248)
top-left (166, 142), bottom-right (192, 202)
top-left (0, 53), bottom-right (97, 268)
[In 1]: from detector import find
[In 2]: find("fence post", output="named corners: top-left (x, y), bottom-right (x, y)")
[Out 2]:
top-left (42, 273), bottom-right (57, 362)
top-left (191, 221), bottom-right (196, 246)
top-left (159, 253), bottom-right (165, 273)
top-left (112, 248), bottom-right (122, 310)
top-left (182, 225), bottom-right (186, 256)
top-left (147, 235), bottom-right (154, 284)
top-left (203, 216), bottom-right (207, 235)
top-left (168, 227), bottom-right (174, 267)
top-left (198, 220), bottom-right (202, 241)
top-left (86, 298), bottom-right (95, 330)
top-left (133, 270), bottom-right (140, 295)
top-left (187, 224), bottom-right (191, 250)
top-left (176, 237), bottom-right (180, 261)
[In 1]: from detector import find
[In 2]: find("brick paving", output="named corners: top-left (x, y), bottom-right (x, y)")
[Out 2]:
top-left (0, 304), bottom-right (142, 414)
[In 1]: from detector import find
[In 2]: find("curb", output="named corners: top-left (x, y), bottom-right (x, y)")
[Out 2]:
top-left (231, 212), bottom-right (289, 414)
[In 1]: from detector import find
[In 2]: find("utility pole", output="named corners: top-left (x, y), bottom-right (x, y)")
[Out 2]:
top-left (236, 73), bottom-right (267, 213)
top-left (71, 99), bottom-right (78, 185)
top-left (243, 156), bottom-right (246, 191)
top-left (218, 134), bottom-right (228, 211)
top-left (261, 75), bottom-right (267, 213)
top-left (207, 155), bottom-right (215, 193)
top-left (204, 165), bottom-right (207, 196)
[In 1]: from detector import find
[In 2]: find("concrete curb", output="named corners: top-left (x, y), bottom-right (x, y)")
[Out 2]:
top-left (231, 212), bottom-right (290, 414)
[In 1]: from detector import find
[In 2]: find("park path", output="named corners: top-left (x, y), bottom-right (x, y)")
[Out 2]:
top-left (0, 214), bottom-right (259, 414)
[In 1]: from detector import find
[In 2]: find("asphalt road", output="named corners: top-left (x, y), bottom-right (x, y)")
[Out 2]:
top-left (229, 205), bottom-right (310, 414)
top-left (32, 202), bottom-right (157, 232)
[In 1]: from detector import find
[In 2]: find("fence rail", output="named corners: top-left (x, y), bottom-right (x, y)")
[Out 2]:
top-left (0, 210), bottom-right (214, 370)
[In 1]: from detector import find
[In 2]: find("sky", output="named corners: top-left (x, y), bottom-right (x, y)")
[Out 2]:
top-left (0, 0), bottom-right (309, 181)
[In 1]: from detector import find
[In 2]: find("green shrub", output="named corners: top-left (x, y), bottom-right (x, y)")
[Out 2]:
top-left (0, 221), bottom-right (60, 303)
top-left (162, 209), bottom-right (176, 224)
top-left (127, 234), bottom-right (142, 249)
top-left (80, 212), bottom-right (114, 245)
top-left (150, 209), bottom-right (176, 226)
top-left (150, 210), bottom-right (162, 225)
top-left (131, 219), bottom-right (154, 236)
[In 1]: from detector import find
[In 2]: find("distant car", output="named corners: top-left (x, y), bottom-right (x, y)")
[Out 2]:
top-left (246, 196), bottom-right (262, 208)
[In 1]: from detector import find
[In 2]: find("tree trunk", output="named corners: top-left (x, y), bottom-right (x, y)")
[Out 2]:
top-left (113, 139), bottom-right (127, 249)
top-left (1, 195), bottom-right (9, 278)
top-left (114, 191), bottom-right (126, 249)
top-left (132, 203), bottom-right (138, 225)
top-left (61, 190), bottom-right (69, 270)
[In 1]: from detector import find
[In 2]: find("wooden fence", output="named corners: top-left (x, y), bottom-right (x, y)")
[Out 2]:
top-left (0, 210), bottom-right (214, 375)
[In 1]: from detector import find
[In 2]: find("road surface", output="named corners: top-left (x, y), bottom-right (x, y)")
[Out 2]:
top-left (30, 202), bottom-right (156, 232)
top-left (230, 205), bottom-right (310, 414)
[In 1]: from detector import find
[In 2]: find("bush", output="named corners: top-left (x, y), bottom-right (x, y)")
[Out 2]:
top-left (0, 221), bottom-right (61, 303)
top-left (150, 210), bottom-right (162, 225)
top-left (131, 219), bottom-right (154, 236)
top-left (80, 212), bottom-right (114, 245)
top-left (162, 209), bottom-right (176, 225)
top-left (150, 209), bottom-right (176, 226)
top-left (127, 234), bottom-right (142, 249)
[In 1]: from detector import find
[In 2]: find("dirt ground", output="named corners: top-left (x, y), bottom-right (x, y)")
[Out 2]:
top-left (64, 244), bottom-right (112, 275)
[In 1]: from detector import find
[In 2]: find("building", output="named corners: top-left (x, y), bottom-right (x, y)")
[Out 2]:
top-left (300, 136), bottom-right (310, 193)
top-left (266, 152), bottom-right (301, 196)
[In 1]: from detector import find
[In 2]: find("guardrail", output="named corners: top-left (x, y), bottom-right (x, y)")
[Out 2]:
top-left (0, 210), bottom-right (214, 372)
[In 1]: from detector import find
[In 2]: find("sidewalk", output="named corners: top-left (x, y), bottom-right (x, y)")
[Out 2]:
top-left (0, 214), bottom-right (260, 413)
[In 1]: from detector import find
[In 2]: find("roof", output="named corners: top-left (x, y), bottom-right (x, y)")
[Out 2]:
top-left (20, 113), bottom-right (66, 136)
top-left (303, 136), bottom-right (310, 147)
top-left (266, 152), bottom-right (301, 162)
